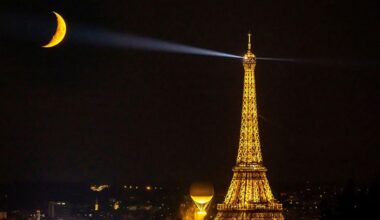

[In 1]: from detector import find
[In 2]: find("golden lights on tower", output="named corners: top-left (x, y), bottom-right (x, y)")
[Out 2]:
top-left (214, 33), bottom-right (284, 220)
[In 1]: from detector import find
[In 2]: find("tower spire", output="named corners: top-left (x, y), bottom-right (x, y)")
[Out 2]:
top-left (248, 32), bottom-right (252, 51)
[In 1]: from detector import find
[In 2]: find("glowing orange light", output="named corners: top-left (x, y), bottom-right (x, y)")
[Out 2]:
top-left (190, 182), bottom-right (214, 219)
top-left (113, 201), bottom-right (120, 210)
top-left (94, 200), bottom-right (99, 211)
top-left (90, 184), bottom-right (109, 192)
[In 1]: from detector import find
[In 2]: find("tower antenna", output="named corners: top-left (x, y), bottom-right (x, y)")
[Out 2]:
top-left (248, 31), bottom-right (252, 51)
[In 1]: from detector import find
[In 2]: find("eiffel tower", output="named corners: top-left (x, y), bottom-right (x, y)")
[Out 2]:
top-left (215, 34), bottom-right (284, 220)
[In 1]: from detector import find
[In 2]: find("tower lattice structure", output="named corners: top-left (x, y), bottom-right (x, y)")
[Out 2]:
top-left (215, 34), bottom-right (284, 220)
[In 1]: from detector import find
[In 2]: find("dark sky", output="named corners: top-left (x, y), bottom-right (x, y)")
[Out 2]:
top-left (0, 0), bottom-right (379, 188)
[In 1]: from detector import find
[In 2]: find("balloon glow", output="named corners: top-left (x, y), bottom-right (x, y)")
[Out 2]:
top-left (190, 182), bottom-right (214, 219)
top-left (42, 11), bottom-right (67, 48)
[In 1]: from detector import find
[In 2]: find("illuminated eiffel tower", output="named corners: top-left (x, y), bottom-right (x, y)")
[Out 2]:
top-left (215, 34), bottom-right (284, 220)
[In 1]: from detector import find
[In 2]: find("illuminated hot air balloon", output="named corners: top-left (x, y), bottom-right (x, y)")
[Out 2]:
top-left (190, 182), bottom-right (214, 219)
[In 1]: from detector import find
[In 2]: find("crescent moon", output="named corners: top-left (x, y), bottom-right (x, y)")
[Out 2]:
top-left (42, 11), bottom-right (67, 48)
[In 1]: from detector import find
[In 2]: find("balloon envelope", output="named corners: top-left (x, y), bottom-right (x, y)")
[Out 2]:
top-left (190, 182), bottom-right (214, 197)
top-left (190, 182), bottom-right (214, 211)
top-left (191, 195), bottom-right (213, 204)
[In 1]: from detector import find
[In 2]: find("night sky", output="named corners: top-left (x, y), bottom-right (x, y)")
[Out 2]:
top-left (1, 0), bottom-right (379, 188)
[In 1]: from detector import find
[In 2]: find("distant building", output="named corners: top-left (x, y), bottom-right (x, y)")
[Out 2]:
top-left (48, 201), bottom-right (71, 220)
